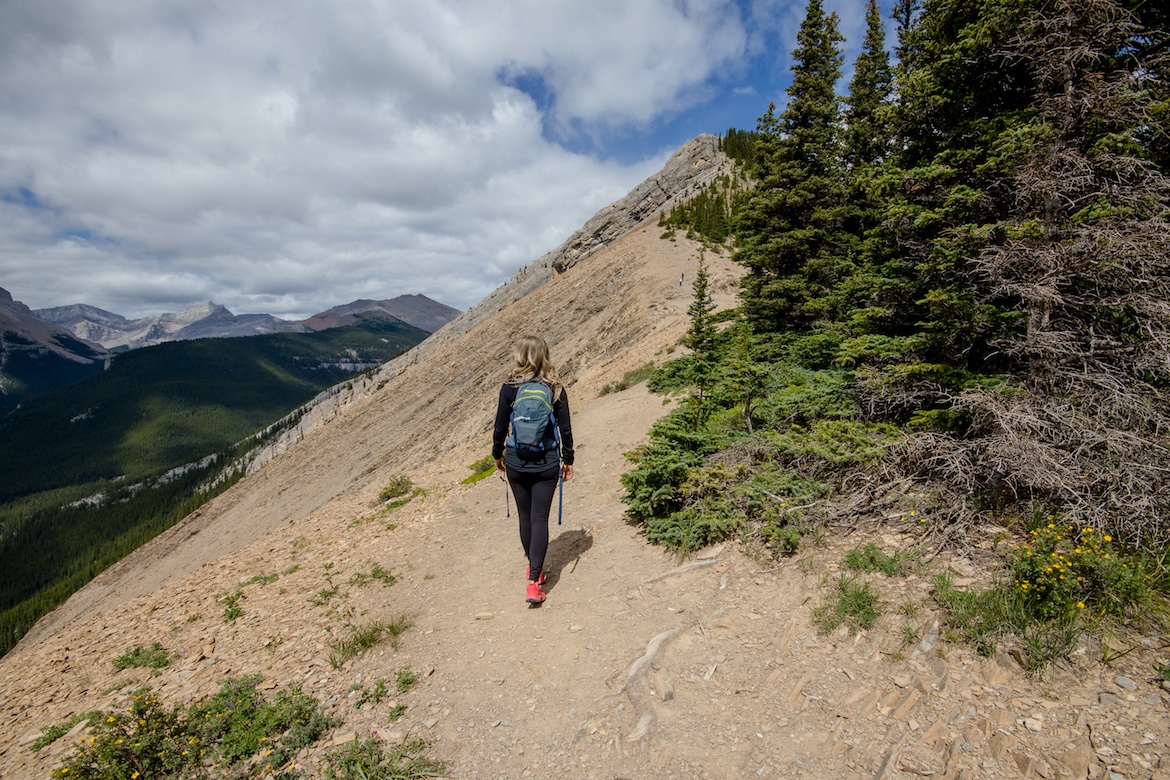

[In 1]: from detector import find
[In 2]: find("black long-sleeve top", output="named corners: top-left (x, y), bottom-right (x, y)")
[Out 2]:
top-left (492, 382), bottom-right (575, 472)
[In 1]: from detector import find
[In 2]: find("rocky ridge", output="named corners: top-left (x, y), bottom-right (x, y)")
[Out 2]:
top-left (0, 287), bottom-right (107, 366)
top-left (34, 294), bottom-right (459, 351)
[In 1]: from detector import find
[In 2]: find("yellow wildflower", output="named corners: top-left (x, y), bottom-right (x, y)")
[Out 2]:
top-left (1103, 534), bottom-right (1112, 542)
top-left (1076, 602), bottom-right (1085, 609)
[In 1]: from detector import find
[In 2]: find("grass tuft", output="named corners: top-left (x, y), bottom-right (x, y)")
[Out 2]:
top-left (843, 542), bottom-right (917, 576)
top-left (322, 736), bottom-right (446, 779)
top-left (329, 616), bottom-right (412, 668)
top-left (812, 574), bottom-right (880, 634)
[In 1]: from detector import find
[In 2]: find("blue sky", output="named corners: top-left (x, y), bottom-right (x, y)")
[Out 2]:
top-left (0, 0), bottom-right (891, 320)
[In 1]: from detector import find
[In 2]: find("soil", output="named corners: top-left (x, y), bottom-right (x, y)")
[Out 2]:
top-left (1, 224), bottom-right (1167, 780)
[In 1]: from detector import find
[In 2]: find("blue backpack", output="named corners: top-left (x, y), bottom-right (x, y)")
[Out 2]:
top-left (507, 381), bottom-right (561, 461)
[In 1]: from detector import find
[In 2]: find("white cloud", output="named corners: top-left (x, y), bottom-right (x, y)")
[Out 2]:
top-left (0, 1), bottom-right (889, 321)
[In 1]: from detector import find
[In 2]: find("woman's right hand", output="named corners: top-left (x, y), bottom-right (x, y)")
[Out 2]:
top-left (495, 457), bottom-right (506, 472)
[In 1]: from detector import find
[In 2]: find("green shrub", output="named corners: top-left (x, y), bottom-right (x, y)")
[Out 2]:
top-left (53, 689), bottom-right (191, 778)
top-left (112, 642), bottom-right (173, 671)
top-left (189, 676), bottom-right (334, 771)
top-left (599, 363), bottom-right (656, 396)
top-left (377, 476), bottom-right (413, 503)
top-left (931, 522), bottom-right (1157, 673)
top-left (1006, 523), bottom-right (1151, 620)
top-left (460, 455), bottom-right (496, 485)
top-left (765, 524), bottom-right (802, 555)
top-left (51, 678), bottom-right (338, 778)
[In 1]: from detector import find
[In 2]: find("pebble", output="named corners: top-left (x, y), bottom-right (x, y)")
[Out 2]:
top-left (1114, 676), bottom-right (1137, 691)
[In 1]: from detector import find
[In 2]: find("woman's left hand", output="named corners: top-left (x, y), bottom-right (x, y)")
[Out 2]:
top-left (561, 463), bottom-right (574, 482)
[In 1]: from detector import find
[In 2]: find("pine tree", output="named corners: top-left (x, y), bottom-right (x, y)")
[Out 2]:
top-left (870, 0), bottom-right (1036, 369)
top-left (734, 0), bottom-right (849, 337)
top-left (843, 0), bottom-right (893, 171)
top-left (680, 254), bottom-right (718, 430)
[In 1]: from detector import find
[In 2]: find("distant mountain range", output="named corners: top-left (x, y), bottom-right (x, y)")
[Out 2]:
top-left (0, 287), bottom-right (459, 415)
top-left (33, 293), bottom-right (460, 351)
top-left (0, 288), bottom-right (111, 414)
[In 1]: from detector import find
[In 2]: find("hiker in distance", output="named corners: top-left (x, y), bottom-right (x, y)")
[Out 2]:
top-left (493, 335), bottom-right (575, 604)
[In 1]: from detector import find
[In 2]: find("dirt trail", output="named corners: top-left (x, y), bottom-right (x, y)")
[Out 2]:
top-left (2, 225), bottom-right (1168, 779)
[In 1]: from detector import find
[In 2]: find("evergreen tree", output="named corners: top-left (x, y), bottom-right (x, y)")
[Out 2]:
top-left (869, 0), bottom-right (1037, 369)
top-left (680, 254), bottom-right (718, 430)
top-left (950, 0), bottom-right (1170, 542)
top-left (734, 0), bottom-right (850, 336)
top-left (844, 0), bottom-right (894, 171)
top-left (891, 0), bottom-right (921, 63)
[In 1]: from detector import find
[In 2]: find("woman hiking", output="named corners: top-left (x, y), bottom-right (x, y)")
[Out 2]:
top-left (493, 335), bottom-right (575, 604)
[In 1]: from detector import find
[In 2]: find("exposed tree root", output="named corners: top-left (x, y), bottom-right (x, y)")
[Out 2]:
top-left (622, 618), bottom-right (697, 743)
top-left (642, 558), bottom-right (718, 584)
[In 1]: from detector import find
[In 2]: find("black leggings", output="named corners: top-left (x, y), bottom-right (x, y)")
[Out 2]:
top-left (507, 466), bottom-right (560, 582)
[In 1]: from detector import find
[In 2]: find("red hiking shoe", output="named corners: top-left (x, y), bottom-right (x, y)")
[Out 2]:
top-left (526, 582), bottom-right (546, 603)
top-left (525, 566), bottom-right (546, 585)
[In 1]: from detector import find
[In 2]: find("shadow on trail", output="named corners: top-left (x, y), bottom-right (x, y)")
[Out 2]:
top-left (542, 528), bottom-right (594, 595)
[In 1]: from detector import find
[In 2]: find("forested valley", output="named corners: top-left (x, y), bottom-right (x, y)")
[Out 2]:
top-left (0, 315), bottom-right (429, 657)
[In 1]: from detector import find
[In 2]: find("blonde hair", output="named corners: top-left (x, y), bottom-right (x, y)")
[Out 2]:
top-left (507, 335), bottom-right (562, 400)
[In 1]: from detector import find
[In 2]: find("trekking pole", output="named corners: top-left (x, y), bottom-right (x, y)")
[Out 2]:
top-left (501, 474), bottom-right (510, 519)
top-left (553, 414), bottom-right (564, 525)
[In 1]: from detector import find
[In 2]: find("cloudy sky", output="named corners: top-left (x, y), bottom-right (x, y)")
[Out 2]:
top-left (1, 0), bottom-right (890, 320)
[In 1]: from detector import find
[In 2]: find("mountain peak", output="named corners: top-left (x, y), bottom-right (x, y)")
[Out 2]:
top-left (171, 301), bottom-right (231, 324)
